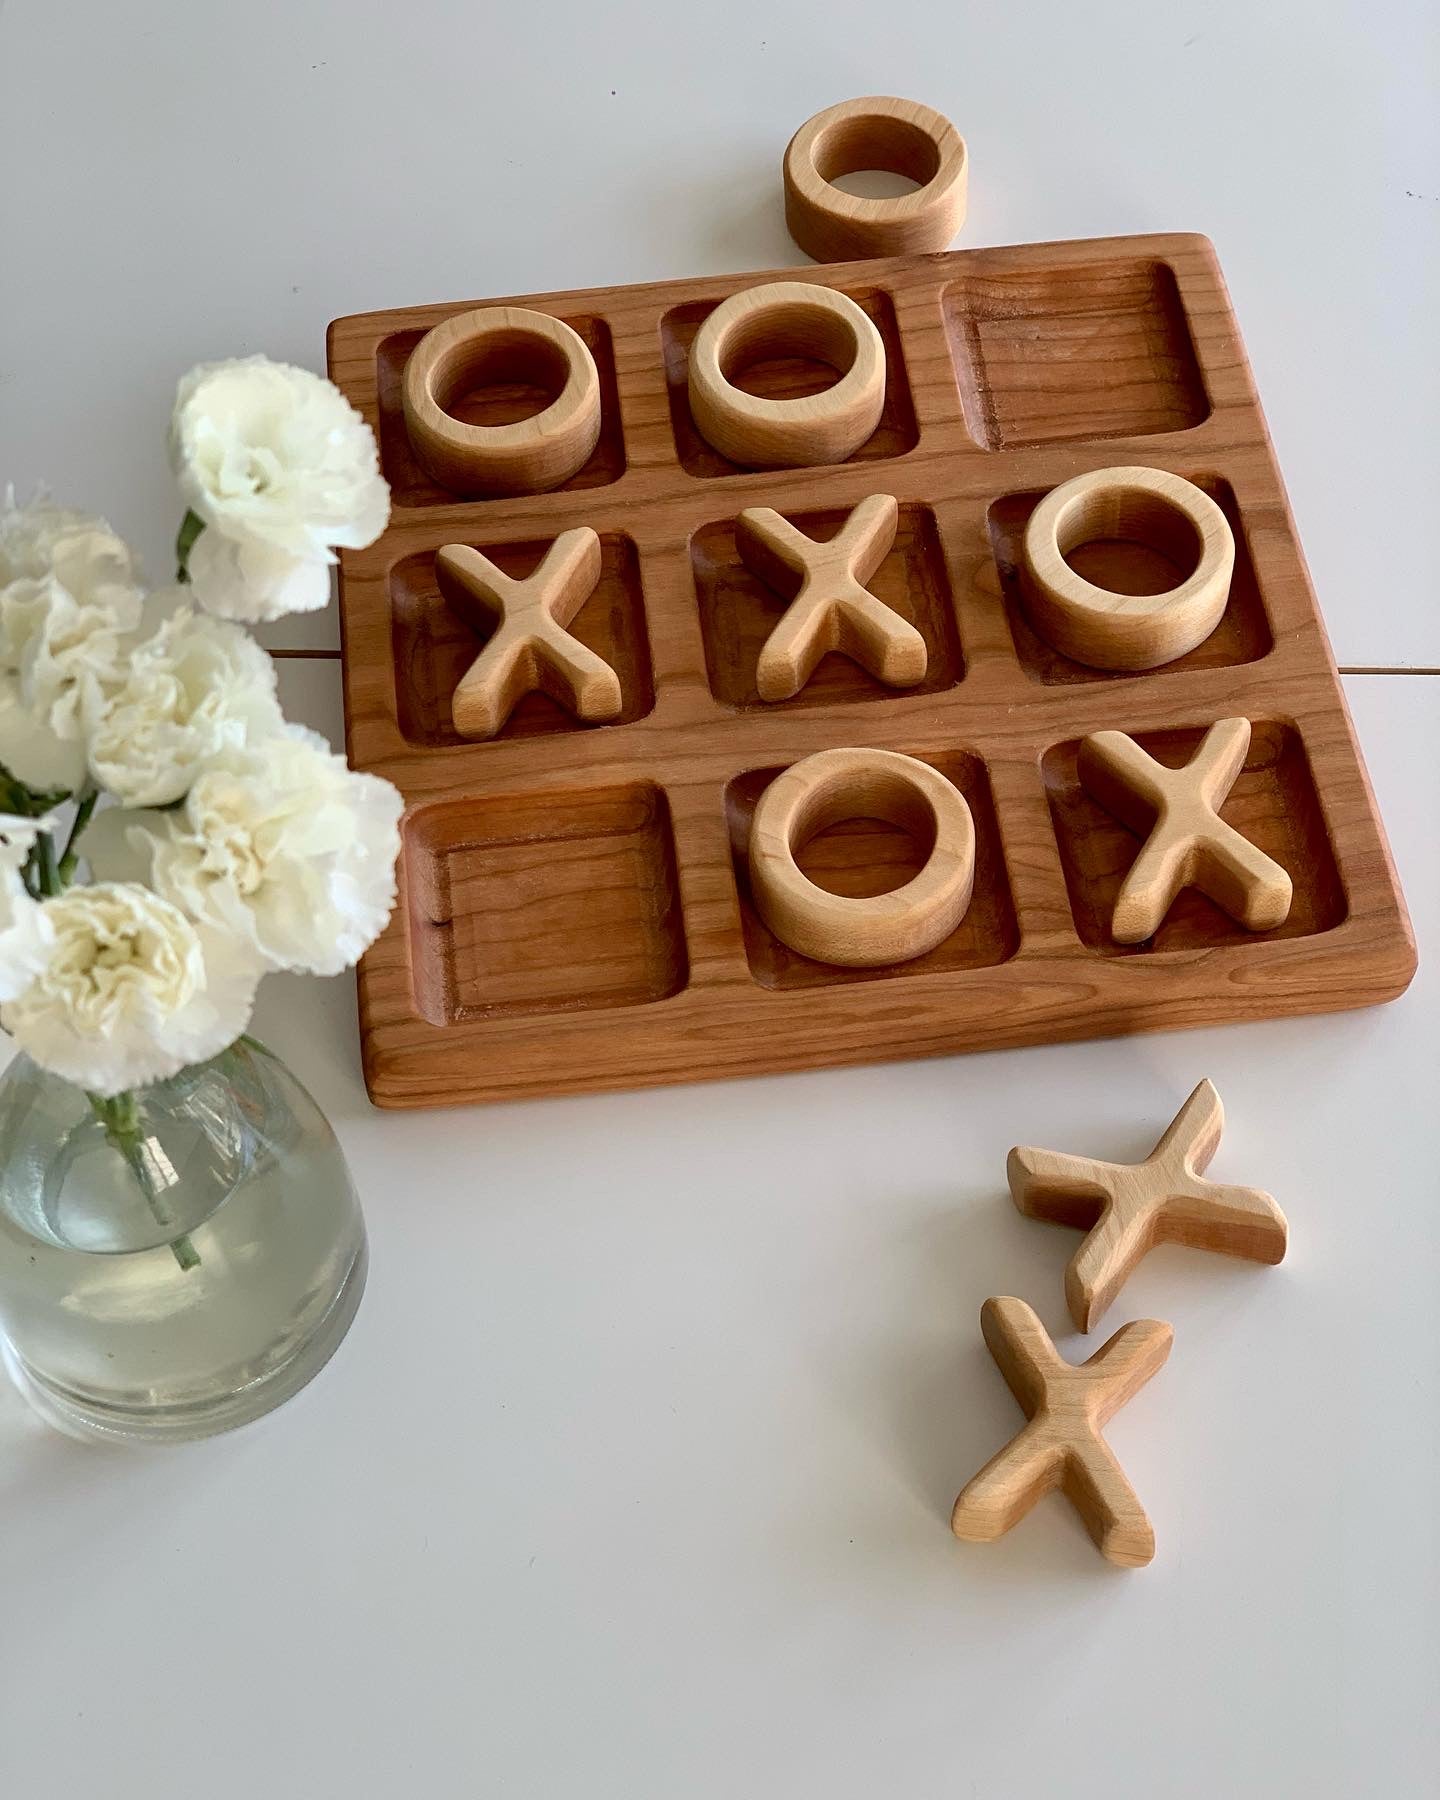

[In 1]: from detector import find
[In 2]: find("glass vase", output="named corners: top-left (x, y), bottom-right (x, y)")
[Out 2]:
top-left (0, 1039), bottom-right (366, 1442)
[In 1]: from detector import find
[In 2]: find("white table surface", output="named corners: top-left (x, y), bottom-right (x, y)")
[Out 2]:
top-left (1, 4), bottom-right (1437, 1796)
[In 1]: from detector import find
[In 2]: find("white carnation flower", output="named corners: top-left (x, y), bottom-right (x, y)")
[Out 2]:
top-left (186, 530), bottom-right (331, 622)
top-left (0, 813), bottom-right (58, 1003)
top-left (0, 499), bottom-right (144, 791)
top-left (0, 496), bottom-right (122, 582)
top-left (0, 881), bottom-right (260, 1095)
top-left (87, 601), bottom-right (284, 806)
top-left (137, 726), bottom-right (402, 976)
top-left (170, 356), bottom-right (389, 623)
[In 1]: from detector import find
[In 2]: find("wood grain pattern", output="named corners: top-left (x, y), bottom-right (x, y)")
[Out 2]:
top-left (747, 747), bottom-right (975, 967)
top-left (783, 96), bottom-right (969, 263)
top-left (737, 493), bottom-right (926, 700)
top-left (1077, 717), bottom-right (1293, 943)
top-left (1008, 1078), bottom-right (1288, 1331)
top-left (438, 532), bottom-right (622, 739)
top-left (326, 232), bottom-right (1416, 1108)
top-left (401, 307), bottom-right (601, 496)
top-left (951, 1297), bottom-right (1172, 1567)
top-left (1019, 465), bottom-right (1234, 671)
top-left (686, 282), bottom-right (886, 468)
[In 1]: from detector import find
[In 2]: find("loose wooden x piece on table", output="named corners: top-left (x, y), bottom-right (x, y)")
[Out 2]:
top-left (1008, 1078), bottom-right (1288, 1332)
top-left (327, 233), bottom-right (1415, 1108)
top-left (951, 1297), bottom-right (1173, 1567)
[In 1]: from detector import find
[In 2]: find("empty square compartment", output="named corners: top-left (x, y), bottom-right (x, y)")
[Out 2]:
top-left (1043, 720), bottom-right (1346, 955)
top-left (945, 260), bottom-right (1209, 450)
top-left (691, 502), bottom-right (962, 709)
top-left (726, 750), bottom-right (1018, 990)
top-left (390, 532), bottom-right (653, 746)
top-left (405, 783), bottom-right (687, 1025)
top-left (987, 476), bottom-right (1272, 684)
top-left (374, 315), bottom-right (626, 506)
top-left (660, 286), bottom-right (918, 478)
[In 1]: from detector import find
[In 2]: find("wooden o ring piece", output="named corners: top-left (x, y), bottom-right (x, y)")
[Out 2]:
top-left (687, 281), bottom-right (885, 469)
top-left (1019, 466), bottom-right (1235, 671)
top-left (402, 306), bottom-right (601, 496)
top-left (748, 748), bottom-right (975, 968)
top-left (784, 96), bottom-right (969, 262)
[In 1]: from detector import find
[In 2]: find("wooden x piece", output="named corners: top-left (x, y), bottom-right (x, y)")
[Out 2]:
top-left (438, 529), bottom-right (623, 739)
top-left (735, 493), bottom-right (927, 701)
top-left (1009, 1078), bottom-right (1288, 1331)
top-left (1078, 716), bottom-right (1293, 943)
top-left (952, 1297), bottom-right (1172, 1567)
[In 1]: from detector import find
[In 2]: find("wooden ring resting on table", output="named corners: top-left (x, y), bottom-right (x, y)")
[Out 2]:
top-left (1019, 466), bottom-right (1235, 671)
top-left (687, 281), bottom-right (885, 469)
top-left (747, 748), bottom-right (975, 968)
top-left (402, 306), bottom-right (601, 496)
top-left (784, 96), bottom-right (969, 262)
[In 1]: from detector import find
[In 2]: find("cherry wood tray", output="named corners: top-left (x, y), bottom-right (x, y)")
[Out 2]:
top-left (327, 232), bottom-right (1415, 1108)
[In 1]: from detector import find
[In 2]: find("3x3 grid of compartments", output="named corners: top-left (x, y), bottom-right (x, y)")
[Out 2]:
top-left (327, 232), bottom-right (1415, 1107)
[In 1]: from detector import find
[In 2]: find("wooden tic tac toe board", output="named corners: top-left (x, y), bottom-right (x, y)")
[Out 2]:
top-left (327, 232), bottom-right (1415, 1109)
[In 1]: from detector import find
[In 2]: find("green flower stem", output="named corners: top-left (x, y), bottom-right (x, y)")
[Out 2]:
top-left (57, 782), bottom-right (98, 884)
top-left (175, 509), bottom-right (205, 583)
top-left (32, 828), bottom-right (62, 899)
top-left (88, 1090), bottom-right (201, 1274)
top-left (1, 759), bottom-right (81, 897)
top-left (6, 763), bottom-right (202, 1273)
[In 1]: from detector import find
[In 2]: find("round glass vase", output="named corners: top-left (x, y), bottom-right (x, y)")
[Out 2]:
top-left (0, 1039), bottom-right (366, 1443)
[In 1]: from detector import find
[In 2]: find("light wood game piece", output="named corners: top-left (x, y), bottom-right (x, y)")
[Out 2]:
top-left (1008, 1078), bottom-right (1289, 1332)
top-left (952, 1298), bottom-right (1172, 1567)
top-left (748, 748), bottom-right (974, 967)
top-left (1020, 466), bottom-right (1234, 671)
top-left (403, 306), bottom-right (601, 496)
top-left (736, 493), bottom-right (927, 701)
top-left (1078, 716), bottom-right (1294, 943)
top-left (687, 281), bottom-right (885, 469)
top-left (783, 96), bottom-right (969, 263)
top-left (438, 531), bottom-right (622, 740)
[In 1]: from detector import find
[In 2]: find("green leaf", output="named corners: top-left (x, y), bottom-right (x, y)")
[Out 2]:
top-left (0, 759), bottom-right (70, 817)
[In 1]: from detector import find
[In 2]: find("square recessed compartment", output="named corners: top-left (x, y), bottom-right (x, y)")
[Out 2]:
top-left (374, 315), bottom-right (626, 507)
top-left (945, 259), bottom-right (1209, 450)
top-left (691, 502), bottom-right (962, 710)
top-left (660, 286), bottom-right (918, 478)
top-left (726, 750), bottom-right (1018, 990)
top-left (1043, 720), bottom-right (1346, 956)
top-left (405, 783), bottom-right (687, 1025)
top-left (987, 476), bottom-right (1272, 685)
top-left (390, 532), bottom-right (653, 746)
